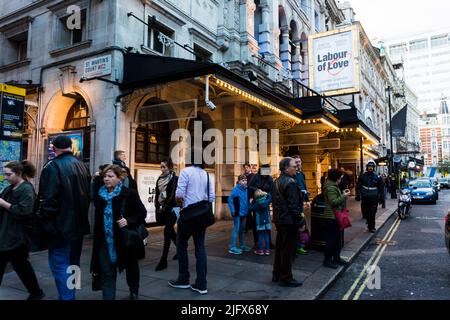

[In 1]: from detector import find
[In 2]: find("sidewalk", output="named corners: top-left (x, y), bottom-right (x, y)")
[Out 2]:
top-left (0, 198), bottom-right (398, 300)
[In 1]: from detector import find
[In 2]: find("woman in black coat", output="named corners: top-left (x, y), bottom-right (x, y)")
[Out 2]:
top-left (154, 158), bottom-right (179, 271)
top-left (90, 164), bottom-right (147, 300)
top-left (0, 161), bottom-right (44, 300)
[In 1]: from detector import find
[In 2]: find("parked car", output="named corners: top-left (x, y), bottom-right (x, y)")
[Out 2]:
top-left (439, 178), bottom-right (450, 189)
top-left (445, 211), bottom-right (450, 255)
top-left (410, 180), bottom-right (437, 204)
top-left (416, 178), bottom-right (439, 199)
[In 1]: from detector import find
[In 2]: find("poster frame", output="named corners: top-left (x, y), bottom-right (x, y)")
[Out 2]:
top-left (308, 25), bottom-right (361, 97)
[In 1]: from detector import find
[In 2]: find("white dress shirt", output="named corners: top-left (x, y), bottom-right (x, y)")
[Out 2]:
top-left (175, 166), bottom-right (215, 208)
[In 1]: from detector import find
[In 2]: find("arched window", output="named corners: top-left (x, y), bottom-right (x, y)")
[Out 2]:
top-left (64, 98), bottom-right (90, 163)
top-left (135, 122), bottom-right (170, 164)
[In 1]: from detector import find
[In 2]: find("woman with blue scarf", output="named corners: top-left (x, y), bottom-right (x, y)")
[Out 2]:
top-left (90, 165), bottom-right (147, 300)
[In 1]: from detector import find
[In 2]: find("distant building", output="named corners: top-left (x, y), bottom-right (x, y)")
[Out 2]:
top-left (420, 98), bottom-right (450, 166)
top-left (384, 29), bottom-right (450, 114)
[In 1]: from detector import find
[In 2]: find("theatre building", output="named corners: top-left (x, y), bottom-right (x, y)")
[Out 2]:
top-left (0, 0), bottom-right (384, 221)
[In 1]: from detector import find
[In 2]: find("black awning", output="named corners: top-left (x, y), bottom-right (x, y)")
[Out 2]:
top-left (121, 53), bottom-right (218, 89)
top-left (120, 53), bottom-right (301, 118)
top-left (286, 96), bottom-right (324, 117)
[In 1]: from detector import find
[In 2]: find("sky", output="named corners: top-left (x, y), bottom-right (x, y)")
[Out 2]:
top-left (343, 0), bottom-right (450, 42)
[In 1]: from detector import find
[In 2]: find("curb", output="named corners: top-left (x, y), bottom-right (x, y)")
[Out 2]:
top-left (309, 204), bottom-right (398, 300)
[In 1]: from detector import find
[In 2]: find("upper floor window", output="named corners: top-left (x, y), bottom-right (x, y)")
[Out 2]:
top-left (389, 43), bottom-right (407, 57)
top-left (409, 39), bottom-right (428, 53)
top-left (48, 0), bottom-right (91, 53)
top-left (0, 16), bottom-right (30, 66)
top-left (193, 44), bottom-right (212, 62)
top-left (431, 129), bottom-right (436, 137)
top-left (431, 34), bottom-right (448, 48)
top-left (148, 20), bottom-right (174, 56)
top-left (58, 9), bottom-right (87, 47)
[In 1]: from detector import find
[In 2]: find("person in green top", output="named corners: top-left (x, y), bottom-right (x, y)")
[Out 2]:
top-left (0, 161), bottom-right (45, 300)
top-left (323, 168), bottom-right (351, 269)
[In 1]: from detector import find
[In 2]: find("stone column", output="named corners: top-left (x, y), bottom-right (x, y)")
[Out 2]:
top-left (239, 0), bottom-right (259, 62)
top-left (292, 39), bottom-right (302, 80)
top-left (258, 1), bottom-right (271, 55)
top-left (279, 26), bottom-right (290, 71)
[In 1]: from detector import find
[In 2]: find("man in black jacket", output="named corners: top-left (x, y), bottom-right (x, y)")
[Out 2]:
top-left (272, 157), bottom-right (304, 287)
top-left (37, 135), bottom-right (91, 300)
top-left (113, 150), bottom-right (137, 190)
top-left (356, 160), bottom-right (384, 233)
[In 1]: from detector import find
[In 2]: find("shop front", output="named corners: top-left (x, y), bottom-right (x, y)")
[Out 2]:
top-left (118, 53), bottom-right (303, 222)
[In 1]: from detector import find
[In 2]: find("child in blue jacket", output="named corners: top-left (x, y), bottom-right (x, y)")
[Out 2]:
top-left (250, 189), bottom-right (272, 255)
top-left (228, 174), bottom-right (250, 255)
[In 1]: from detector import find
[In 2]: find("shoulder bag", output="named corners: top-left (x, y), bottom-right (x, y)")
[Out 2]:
top-left (119, 198), bottom-right (149, 249)
top-left (178, 172), bottom-right (215, 227)
top-left (324, 187), bottom-right (352, 231)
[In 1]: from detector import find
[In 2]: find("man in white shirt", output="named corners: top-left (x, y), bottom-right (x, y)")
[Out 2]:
top-left (168, 163), bottom-right (215, 295)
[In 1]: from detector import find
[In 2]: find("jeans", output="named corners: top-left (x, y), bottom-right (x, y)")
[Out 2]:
top-left (230, 216), bottom-right (246, 249)
top-left (49, 242), bottom-right (74, 300)
top-left (176, 220), bottom-right (207, 290)
top-left (257, 230), bottom-right (270, 251)
top-left (98, 244), bottom-right (140, 300)
top-left (48, 236), bottom-right (84, 300)
top-left (272, 224), bottom-right (298, 283)
top-left (0, 245), bottom-right (42, 295)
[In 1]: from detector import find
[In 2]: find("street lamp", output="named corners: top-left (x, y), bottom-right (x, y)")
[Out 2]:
top-left (386, 85), bottom-right (397, 199)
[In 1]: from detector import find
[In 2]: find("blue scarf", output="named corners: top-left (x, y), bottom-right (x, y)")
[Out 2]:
top-left (99, 183), bottom-right (122, 263)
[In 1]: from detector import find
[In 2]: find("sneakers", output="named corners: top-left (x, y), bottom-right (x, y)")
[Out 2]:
top-left (190, 284), bottom-right (208, 295)
top-left (228, 247), bottom-right (243, 255)
top-left (168, 279), bottom-right (191, 289)
top-left (240, 245), bottom-right (252, 252)
top-left (296, 247), bottom-right (309, 255)
top-left (254, 250), bottom-right (264, 256)
top-left (264, 250), bottom-right (272, 256)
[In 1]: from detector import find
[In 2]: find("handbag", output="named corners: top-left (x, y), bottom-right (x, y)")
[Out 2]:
top-left (119, 198), bottom-right (149, 249)
top-left (324, 187), bottom-right (352, 231)
top-left (179, 172), bottom-right (215, 227)
top-left (334, 208), bottom-right (352, 231)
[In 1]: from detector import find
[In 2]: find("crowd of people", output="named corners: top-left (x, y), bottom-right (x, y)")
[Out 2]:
top-left (1, 134), bottom-right (390, 298)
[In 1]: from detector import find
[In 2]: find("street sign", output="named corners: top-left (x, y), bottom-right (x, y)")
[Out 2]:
top-left (84, 55), bottom-right (112, 78)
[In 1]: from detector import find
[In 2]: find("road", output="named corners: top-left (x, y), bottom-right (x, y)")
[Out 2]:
top-left (321, 189), bottom-right (450, 300)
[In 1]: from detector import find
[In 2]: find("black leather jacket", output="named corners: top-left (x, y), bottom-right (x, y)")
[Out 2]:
top-left (37, 152), bottom-right (91, 248)
top-left (272, 173), bottom-right (303, 225)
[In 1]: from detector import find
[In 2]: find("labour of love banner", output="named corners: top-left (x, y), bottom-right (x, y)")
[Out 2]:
top-left (308, 25), bottom-right (361, 96)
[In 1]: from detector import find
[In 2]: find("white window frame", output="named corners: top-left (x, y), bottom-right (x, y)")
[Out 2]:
top-left (148, 21), bottom-right (175, 57)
